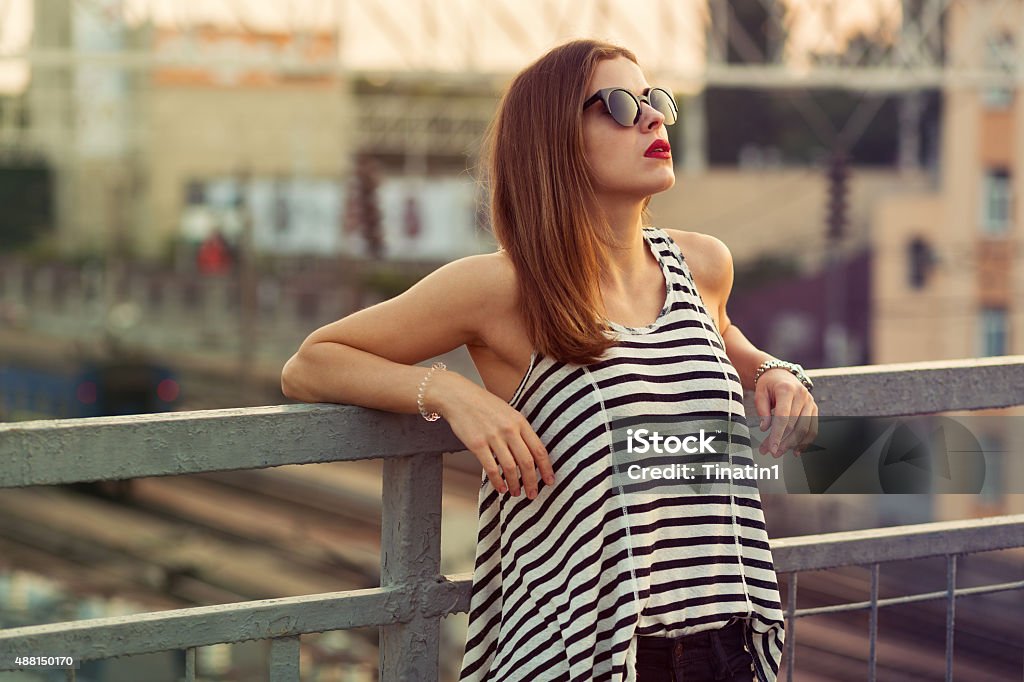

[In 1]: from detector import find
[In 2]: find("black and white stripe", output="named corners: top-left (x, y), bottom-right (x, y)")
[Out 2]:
top-left (459, 227), bottom-right (785, 682)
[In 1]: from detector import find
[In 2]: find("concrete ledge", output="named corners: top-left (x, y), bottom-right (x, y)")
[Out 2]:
top-left (746, 355), bottom-right (1024, 417)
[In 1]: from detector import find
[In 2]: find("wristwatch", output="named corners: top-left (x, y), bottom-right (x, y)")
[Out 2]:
top-left (753, 359), bottom-right (814, 392)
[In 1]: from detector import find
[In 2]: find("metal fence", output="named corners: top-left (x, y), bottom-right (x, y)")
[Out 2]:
top-left (772, 515), bottom-right (1024, 682)
top-left (1, 355), bottom-right (1023, 681)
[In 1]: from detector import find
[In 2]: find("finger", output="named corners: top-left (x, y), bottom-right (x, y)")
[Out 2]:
top-left (754, 382), bottom-right (772, 432)
top-left (767, 388), bottom-right (795, 457)
top-left (520, 425), bottom-right (555, 485)
top-left (793, 403), bottom-right (820, 456)
top-left (778, 394), bottom-right (810, 452)
top-left (507, 434), bottom-right (539, 499)
top-left (783, 399), bottom-right (815, 456)
top-left (489, 438), bottom-right (522, 496)
top-left (804, 404), bottom-right (819, 448)
top-left (473, 443), bottom-right (507, 494)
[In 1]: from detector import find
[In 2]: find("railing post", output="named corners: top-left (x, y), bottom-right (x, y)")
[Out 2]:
top-left (785, 572), bottom-right (797, 682)
top-left (380, 452), bottom-right (444, 681)
top-left (269, 636), bottom-right (301, 682)
top-left (868, 563), bottom-right (879, 682)
top-left (945, 554), bottom-right (957, 682)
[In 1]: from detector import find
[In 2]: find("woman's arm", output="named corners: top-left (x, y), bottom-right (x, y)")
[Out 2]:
top-left (281, 255), bottom-right (488, 413)
top-left (280, 253), bottom-right (554, 498)
top-left (720, 318), bottom-right (775, 394)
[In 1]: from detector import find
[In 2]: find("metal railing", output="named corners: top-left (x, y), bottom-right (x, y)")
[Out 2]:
top-left (1, 355), bottom-right (1023, 681)
top-left (772, 515), bottom-right (1024, 681)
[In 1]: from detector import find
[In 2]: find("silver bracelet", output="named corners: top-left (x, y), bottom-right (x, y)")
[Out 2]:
top-left (753, 359), bottom-right (813, 392)
top-left (416, 361), bottom-right (447, 422)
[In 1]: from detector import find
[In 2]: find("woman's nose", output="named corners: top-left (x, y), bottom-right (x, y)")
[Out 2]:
top-left (640, 102), bottom-right (665, 130)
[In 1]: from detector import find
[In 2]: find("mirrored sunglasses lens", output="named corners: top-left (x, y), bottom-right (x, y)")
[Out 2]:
top-left (651, 89), bottom-right (678, 125)
top-left (607, 89), bottom-right (639, 126)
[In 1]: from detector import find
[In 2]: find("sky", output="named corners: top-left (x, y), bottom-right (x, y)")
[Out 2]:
top-left (0, 0), bottom-right (900, 93)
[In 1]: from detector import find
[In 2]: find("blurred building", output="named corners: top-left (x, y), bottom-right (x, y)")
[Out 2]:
top-left (143, 23), bottom-right (349, 260)
top-left (874, 1), bottom-right (1021, 364)
top-left (25, 2), bottom-right (493, 264)
top-left (871, 0), bottom-right (1024, 521)
top-left (25, 0), bottom-right (146, 259)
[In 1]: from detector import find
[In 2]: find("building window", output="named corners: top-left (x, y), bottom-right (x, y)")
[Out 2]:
top-left (982, 33), bottom-right (1015, 110)
top-left (978, 306), bottom-right (1008, 356)
top-left (906, 236), bottom-right (935, 289)
top-left (185, 180), bottom-right (205, 206)
top-left (980, 168), bottom-right (1012, 234)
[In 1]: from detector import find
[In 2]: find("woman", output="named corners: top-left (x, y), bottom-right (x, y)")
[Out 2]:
top-left (282, 39), bottom-right (817, 682)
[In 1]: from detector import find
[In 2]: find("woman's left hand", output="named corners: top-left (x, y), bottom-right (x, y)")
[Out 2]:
top-left (754, 370), bottom-right (818, 458)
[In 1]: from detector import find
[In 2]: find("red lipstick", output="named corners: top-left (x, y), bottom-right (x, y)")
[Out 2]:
top-left (644, 138), bottom-right (671, 159)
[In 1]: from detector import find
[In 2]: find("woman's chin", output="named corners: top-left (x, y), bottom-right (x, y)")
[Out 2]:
top-left (644, 173), bottom-right (675, 195)
top-left (595, 172), bottom-right (676, 199)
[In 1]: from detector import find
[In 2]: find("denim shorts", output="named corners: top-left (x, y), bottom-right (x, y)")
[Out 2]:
top-left (635, 619), bottom-right (756, 682)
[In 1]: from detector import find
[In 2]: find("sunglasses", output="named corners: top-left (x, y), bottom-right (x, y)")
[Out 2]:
top-left (582, 86), bottom-right (678, 127)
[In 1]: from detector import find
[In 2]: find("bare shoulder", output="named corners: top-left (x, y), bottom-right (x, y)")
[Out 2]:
top-left (296, 248), bottom-right (520, 364)
top-left (661, 228), bottom-right (734, 300)
top-left (442, 250), bottom-right (520, 344)
top-left (661, 228), bottom-right (732, 269)
top-left (452, 250), bottom-right (518, 302)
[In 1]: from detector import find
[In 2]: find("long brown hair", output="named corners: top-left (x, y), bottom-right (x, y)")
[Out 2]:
top-left (482, 39), bottom-right (652, 365)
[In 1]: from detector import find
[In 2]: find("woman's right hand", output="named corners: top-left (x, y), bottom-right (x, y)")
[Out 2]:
top-left (432, 371), bottom-right (555, 499)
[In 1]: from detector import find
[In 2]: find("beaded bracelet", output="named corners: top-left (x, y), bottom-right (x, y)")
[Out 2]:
top-left (416, 361), bottom-right (447, 422)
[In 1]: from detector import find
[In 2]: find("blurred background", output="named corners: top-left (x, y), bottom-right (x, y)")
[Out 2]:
top-left (0, 0), bottom-right (1022, 680)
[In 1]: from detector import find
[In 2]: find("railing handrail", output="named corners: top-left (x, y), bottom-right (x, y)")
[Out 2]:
top-left (767, 513), bottom-right (1024, 571)
top-left (3, 356), bottom-right (1024, 489)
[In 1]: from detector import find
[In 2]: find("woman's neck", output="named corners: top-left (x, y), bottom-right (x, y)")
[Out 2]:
top-left (595, 199), bottom-right (652, 296)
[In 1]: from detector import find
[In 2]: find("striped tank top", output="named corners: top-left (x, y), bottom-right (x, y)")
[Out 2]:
top-left (458, 227), bottom-right (785, 682)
